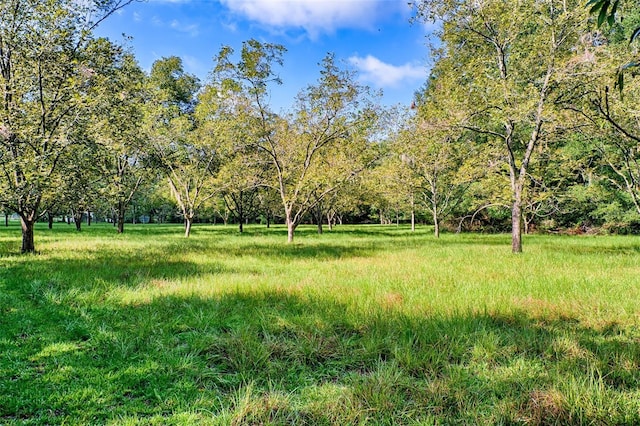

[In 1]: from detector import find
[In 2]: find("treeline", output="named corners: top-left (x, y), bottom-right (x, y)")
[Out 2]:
top-left (2, 0), bottom-right (640, 253)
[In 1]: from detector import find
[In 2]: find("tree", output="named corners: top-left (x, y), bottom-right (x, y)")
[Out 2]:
top-left (147, 57), bottom-right (214, 237)
top-left (198, 75), bottom-right (270, 234)
top-left (88, 41), bottom-right (147, 234)
top-left (269, 55), bottom-right (380, 242)
top-left (58, 142), bottom-right (103, 231)
top-left (395, 121), bottom-right (483, 238)
top-left (0, 0), bottom-right (134, 252)
top-left (414, 0), bottom-right (588, 252)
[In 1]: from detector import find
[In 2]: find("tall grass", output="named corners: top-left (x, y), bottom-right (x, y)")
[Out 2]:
top-left (1, 222), bottom-right (639, 424)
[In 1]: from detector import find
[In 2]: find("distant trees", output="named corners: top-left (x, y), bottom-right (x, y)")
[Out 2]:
top-left (6, 0), bottom-right (640, 254)
top-left (213, 41), bottom-right (380, 242)
top-left (272, 55), bottom-right (380, 242)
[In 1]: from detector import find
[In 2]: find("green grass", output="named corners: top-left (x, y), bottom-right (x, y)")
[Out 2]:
top-left (1, 222), bottom-right (640, 424)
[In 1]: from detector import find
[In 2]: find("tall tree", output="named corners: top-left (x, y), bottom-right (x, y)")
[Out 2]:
top-left (147, 57), bottom-right (212, 237)
top-left (0, 0), bottom-right (134, 252)
top-left (197, 76), bottom-right (270, 234)
top-left (414, 0), bottom-right (588, 252)
top-left (88, 41), bottom-right (147, 234)
top-left (268, 55), bottom-right (380, 242)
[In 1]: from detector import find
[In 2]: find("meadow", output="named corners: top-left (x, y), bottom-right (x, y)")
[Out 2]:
top-left (1, 222), bottom-right (639, 425)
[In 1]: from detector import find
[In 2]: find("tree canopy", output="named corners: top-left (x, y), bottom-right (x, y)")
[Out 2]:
top-left (3, 0), bottom-right (640, 253)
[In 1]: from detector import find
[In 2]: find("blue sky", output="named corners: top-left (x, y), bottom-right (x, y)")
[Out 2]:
top-left (95, 0), bottom-right (434, 111)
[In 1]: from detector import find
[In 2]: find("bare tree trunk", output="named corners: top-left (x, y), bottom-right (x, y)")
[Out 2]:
top-left (286, 213), bottom-right (296, 243)
top-left (21, 216), bottom-right (35, 253)
top-left (73, 210), bottom-right (82, 232)
top-left (315, 206), bottom-right (323, 235)
top-left (432, 197), bottom-right (439, 238)
top-left (117, 203), bottom-right (125, 234)
top-left (512, 186), bottom-right (523, 253)
top-left (5, 213), bottom-right (9, 227)
top-left (47, 212), bottom-right (54, 229)
top-left (87, 211), bottom-right (91, 226)
top-left (411, 195), bottom-right (416, 232)
top-left (184, 217), bottom-right (193, 237)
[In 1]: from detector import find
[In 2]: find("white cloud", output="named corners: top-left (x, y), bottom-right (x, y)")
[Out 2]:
top-left (170, 19), bottom-right (200, 36)
top-left (220, 0), bottom-right (404, 38)
top-left (149, 15), bottom-right (199, 36)
top-left (349, 55), bottom-right (424, 88)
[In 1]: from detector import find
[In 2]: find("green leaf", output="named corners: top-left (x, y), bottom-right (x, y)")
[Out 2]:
top-left (615, 69), bottom-right (624, 93)
top-left (588, 0), bottom-right (605, 15)
top-left (597, 1), bottom-right (610, 27)
top-left (610, 0), bottom-right (619, 17)
top-left (607, 0), bottom-right (619, 25)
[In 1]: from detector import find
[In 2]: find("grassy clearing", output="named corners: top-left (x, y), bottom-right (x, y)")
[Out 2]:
top-left (1, 222), bottom-right (639, 424)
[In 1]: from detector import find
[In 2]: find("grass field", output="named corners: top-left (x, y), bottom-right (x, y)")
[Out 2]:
top-left (1, 222), bottom-right (640, 424)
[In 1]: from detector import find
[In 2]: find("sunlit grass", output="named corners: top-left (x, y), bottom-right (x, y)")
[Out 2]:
top-left (1, 222), bottom-right (639, 424)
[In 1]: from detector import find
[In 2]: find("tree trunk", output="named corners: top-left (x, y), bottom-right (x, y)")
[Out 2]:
top-left (313, 205), bottom-right (323, 234)
top-left (287, 222), bottom-right (295, 243)
top-left (315, 210), bottom-right (323, 235)
top-left (512, 186), bottom-right (523, 253)
top-left (6, 213), bottom-right (10, 227)
top-left (286, 213), bottom-right (295, 243)
top-left (184, 217), bottom-right (193, 237)
top-left (47, 212), bottom-right (54, 229)
top-left (21, 216), bottom-right (35, 254)
top-left (117, 203), bottom-right (125, 234)
top-left (239, 220), bottom-right (243, 233)
top-left (410, 194), bottom-right (416, 232)
top-left (87, 211), bottom-right (91, 226)
top-left (74, 210), bottom-right (82, 232)
top-left (266, 212), bottom-right (270, 228)
top-left (432, 197), bottom-right (440, 238)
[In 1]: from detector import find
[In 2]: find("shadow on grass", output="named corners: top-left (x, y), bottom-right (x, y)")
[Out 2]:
top-left (2, 286), bottom-right (639, 425)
